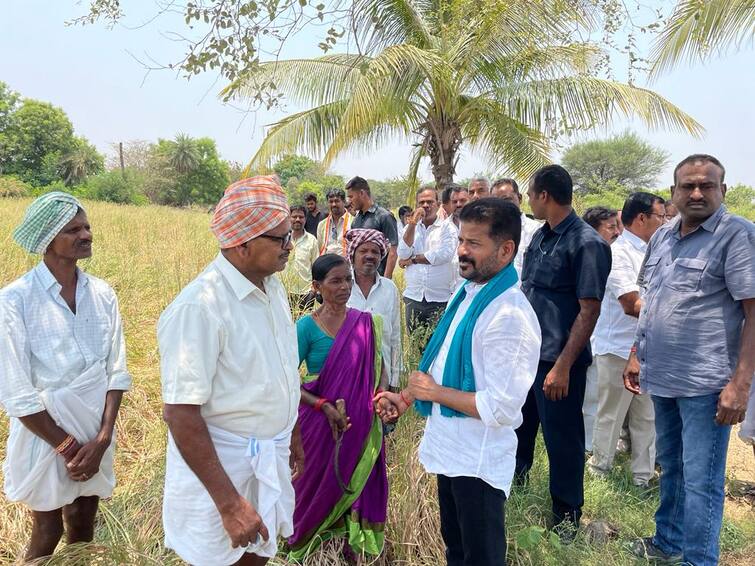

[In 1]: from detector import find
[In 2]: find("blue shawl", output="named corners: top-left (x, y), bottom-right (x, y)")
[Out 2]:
top-left (415, 263), bottom-right (518, 418)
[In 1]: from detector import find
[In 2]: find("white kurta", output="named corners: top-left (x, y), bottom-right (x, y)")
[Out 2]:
top-left (0, 262), bottom-right (131, 511)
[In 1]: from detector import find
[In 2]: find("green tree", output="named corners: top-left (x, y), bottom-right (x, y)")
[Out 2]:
top-left (82, 169), bottom-right (147, 205)
top-left (562, 132), bottom-right (669, 194)
top-left (0, 99), bottom-right (76, 185)
top-left (165, 133), bottom-right (201, 174)
top-left (59, 136), bottom-right (105, 186)
top-left (651, 0), bottom-right (755, 77)
top-left (227, 0), bottom-right (701, 195)
top-left (145, 135), bottom-right (229, 206)
top-left (0, 82), bottom-right (20, 132)
top-left (272, 154), bottom-right (324, 188)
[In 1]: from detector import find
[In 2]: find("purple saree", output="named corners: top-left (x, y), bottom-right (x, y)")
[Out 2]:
top-left (289, 308), bottom-right (388, 558)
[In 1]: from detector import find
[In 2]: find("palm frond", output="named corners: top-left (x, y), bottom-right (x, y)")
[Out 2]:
top-left (651, 0), bottom-right (755, 78)
top-left (352, 0), bottom-right (435, 52)
top-left (492, 76), bottom-right (704, 138)
top-left (406, 144), bottom-right (426, 203)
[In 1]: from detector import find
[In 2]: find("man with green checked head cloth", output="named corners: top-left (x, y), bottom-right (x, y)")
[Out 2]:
top-left (0, 192), bottom-right (131, 562)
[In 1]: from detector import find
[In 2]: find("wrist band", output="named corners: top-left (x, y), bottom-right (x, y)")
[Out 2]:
top-left (376, 387), bottom-right (385, 394)
top-left (399, 390), bottom-right (411, 406)
top-left (55, 435), bottom-right (74, 454)
top-left (314, 398), bottom-right (329, 412)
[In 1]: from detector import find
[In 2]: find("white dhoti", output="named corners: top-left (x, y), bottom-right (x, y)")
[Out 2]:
top-left (163, 425), bottom-right (295, 566)
top-left (2, 362), bottom-right (115, 512)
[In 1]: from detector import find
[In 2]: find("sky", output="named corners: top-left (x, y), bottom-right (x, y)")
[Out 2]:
top-left (2, 1), bottom-right (754, 186)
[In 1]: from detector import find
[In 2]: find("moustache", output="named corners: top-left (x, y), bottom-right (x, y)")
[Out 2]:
top-left (458, 255), bottom-right (475, 267)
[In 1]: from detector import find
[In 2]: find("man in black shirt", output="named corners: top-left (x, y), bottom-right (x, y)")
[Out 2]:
top-left (346, 176), bottom-right (399, 278)
top-left (303, 192), bottom-right (326, 236)
top-left (515, 165), bottom-right (611, 538)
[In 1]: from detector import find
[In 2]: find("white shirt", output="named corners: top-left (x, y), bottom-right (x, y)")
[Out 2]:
top-left (592, 229), bottom-right (647, 359)
top-left (418, 283), bottom-right (542, 494)
top-left (158, 253), bottom-right (301, 439)
top-left (0, 262), bottom-right (131, 418)
top-left (347, 275), bottom-right (402, 387)
top-left (398, 215), bottom-right (458, 302)
top-left (515, 214), bottom-right (542, 276)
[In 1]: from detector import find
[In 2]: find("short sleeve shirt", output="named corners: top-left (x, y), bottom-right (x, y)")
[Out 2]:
top-left (521, 210), bottom-right (612, 366)
top-left (351, 204), bottom-right (399, 274)
top-left (636, 206), bottom-right (755, 397)
top-left (304, 210), bottom-right (326, 236)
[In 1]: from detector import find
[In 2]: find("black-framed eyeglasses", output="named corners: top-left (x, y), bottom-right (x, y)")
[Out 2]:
top-left (257, 231), bottom-right (293, 248)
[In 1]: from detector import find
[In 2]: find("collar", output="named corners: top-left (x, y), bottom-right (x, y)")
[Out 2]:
top-left (34, 261), bottom-right (89, 291)
top-left (423, 214), bottom-right (444, 229)
top-left (548, 210), bottom-right (578, 235)
top-left (620, 228), bottom-right (647, 252)
top-left (671, 204), bottom-right (725, 238)
top-left (213, 252), bottom-right (266, 302)
top-left (363, 204), bottom-right (378, 215)
top-left (328, 211), bottom-right (352, 223)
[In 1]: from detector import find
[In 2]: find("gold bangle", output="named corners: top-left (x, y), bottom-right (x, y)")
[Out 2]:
top-left (55, 435), bottom-right (74, 454)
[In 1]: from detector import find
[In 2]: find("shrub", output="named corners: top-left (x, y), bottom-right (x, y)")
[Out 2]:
top-left (0, 175), bottom-right (32, 198)
top-left (82, 170), bottom-right (147, 205)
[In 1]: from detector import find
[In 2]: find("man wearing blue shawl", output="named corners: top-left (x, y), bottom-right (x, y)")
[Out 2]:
top-left (376, 199), bottom-right (542, 565)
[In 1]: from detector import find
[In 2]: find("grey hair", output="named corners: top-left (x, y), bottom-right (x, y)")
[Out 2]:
top-left (470, 175), bottom-right (490, 187)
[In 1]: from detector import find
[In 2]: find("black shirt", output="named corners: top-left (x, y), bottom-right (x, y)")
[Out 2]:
top-left (351, 204), bottom-right (399, 275)
top-left (521, 210), bottom-right (612, 367)
top-left (304, 210), bottom-right (326, 237)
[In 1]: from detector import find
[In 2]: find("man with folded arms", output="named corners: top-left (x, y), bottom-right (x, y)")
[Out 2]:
top-left (159, 176), bottom-right (304, 566)
top-left (0, 192), bottom-right (130, 562)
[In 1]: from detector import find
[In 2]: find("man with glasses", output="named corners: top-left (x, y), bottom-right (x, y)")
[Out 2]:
top-left (514, 165), bottom-right (611, 541)
top-left (626, 155), bottom-right (755, 566)
top-left (588, 192), bottom-right (666, 488)
top-left (158, 176), bottom-right (305, 566)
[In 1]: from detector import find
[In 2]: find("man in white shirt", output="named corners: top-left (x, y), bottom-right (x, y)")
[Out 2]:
top-left (376, 198), bottom-right (542, 564)
top-left (491, 178), bottom-right (542, 276)
top-left (448, 184), bottom-right (471, 292)
top-left (0, 193), bottom-right (131, 562)
top-left (346, 228), bottom-right (402, 389)
top-left (158, 176), bottom-right (304, 566)
top-left (467, 176), bottom-right (491, 201)
top-left (316, 188), bottom-right (353, 256)
top-left (398, 186), bottom-right (458, 333)
top-left (588, 192), bottom-right (667, 486)
top-left (280, 205), bottom-right (318, 310)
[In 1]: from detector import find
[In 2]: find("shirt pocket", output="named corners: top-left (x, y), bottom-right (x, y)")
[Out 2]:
top-left (665, 257), bottom-right (707, 293)
top-left (530, 255), bottom-right (567, 289)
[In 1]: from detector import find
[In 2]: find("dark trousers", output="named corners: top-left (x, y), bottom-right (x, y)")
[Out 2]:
top-left (404, 297), bottom-right (447, 334)
top-left (437, 475), bottom-right (507, 566)
top-left (514, 360), bottom-right (588, 526)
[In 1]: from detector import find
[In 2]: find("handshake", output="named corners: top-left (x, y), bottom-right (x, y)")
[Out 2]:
top-left (372, 370), bottom-right (437, 424)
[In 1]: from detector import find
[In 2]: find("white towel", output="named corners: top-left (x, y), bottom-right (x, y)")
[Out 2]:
top-left (2, 362), bottom-right (115, 512)
top-left (163, 425), bottom-right (295, 565)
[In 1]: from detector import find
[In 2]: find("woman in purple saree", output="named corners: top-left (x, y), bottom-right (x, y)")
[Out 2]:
top-left (289, 254), bottom-right (394, 561)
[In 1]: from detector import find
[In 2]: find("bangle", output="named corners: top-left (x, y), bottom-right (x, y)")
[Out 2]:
top-left (376, 387), bottom-right (385, 394)
top-left (60, 440), bottom-right (80, 460)
top-left (314, 398), bottom-right (329, 412)
top-left (55, 435), bottom-right (74, 454)
top-left (630, 345), bottom-right (637, 354)
top-left (399, 390), bottom-right (411, 406)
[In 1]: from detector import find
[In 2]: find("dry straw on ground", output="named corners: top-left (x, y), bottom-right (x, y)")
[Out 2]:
top-left (0, 199), bottom-right (753, 565)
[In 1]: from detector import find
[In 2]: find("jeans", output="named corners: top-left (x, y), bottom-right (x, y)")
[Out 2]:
top-left (515, 361), bottom-right (587, 525)
top-left (652, 393), bottom-right (731, 566)
top-left (437, 475), bottom-right (507, 566)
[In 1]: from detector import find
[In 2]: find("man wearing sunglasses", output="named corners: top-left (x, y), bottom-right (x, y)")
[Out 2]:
top-left (158, 176), bottom-right (305, 566)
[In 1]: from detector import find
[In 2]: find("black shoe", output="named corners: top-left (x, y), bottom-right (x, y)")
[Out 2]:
top-left (629, 537), bottom-right (683, 563)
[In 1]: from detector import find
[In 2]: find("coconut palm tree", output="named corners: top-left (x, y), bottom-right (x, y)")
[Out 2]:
top-left (227, 0), bottom-right (702, 193)
top-left (166, 133), bottom-right (200, 174)
top-left (651, 0), bottom-right (755, 77)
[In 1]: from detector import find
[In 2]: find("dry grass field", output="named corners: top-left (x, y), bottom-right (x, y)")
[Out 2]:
top-left (0, 198), bottom-right (752, 565)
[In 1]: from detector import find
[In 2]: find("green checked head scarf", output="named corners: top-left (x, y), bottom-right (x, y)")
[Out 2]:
top-left (13, 192), bottom-right (84, 254)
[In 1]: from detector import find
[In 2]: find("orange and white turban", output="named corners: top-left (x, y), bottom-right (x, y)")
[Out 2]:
top-left (210, 176), bottom-right (289, 249)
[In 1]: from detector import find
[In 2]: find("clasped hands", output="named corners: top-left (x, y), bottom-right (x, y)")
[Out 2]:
top-left (60, 435), bottom-right (110, 482)
top-left (373, 371), bottom-right (437, 423)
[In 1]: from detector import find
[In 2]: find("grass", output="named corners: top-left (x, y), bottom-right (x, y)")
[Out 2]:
top-left (1, 198), bottom-right (753, 565)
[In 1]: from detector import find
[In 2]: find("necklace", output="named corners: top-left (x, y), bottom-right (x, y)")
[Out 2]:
top-left (538, 233), bottom-right (563, 256)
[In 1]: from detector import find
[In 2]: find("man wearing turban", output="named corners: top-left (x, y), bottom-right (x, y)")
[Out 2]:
top-left (0, 192), bottom-right (131, 562)
top-left (158, 176), bottom-right (305, 565)
top-left (346, 229), bottom-right (402, 390)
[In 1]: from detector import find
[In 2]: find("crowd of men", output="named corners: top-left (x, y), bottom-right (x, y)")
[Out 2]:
top-left (0, 153), bottom-right (753, 566)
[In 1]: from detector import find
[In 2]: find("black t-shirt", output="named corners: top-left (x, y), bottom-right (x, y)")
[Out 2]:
top-left (304, 210), bottom-right (326, 236)
top-left (351, 204), bottom-right (399, 275)
top-left (521, 210), bottom-right (612, 367)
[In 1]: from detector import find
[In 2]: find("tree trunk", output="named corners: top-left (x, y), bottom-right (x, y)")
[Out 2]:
top-left (421, 117), bottom-right (461, 194)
